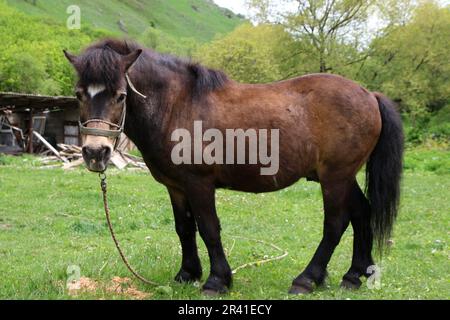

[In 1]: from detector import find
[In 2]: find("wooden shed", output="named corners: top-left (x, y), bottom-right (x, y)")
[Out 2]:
top-left (0, 91), bottom-right (79, 154)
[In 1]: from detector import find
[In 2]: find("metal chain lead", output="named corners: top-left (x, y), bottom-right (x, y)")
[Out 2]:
top-left (99, 173), bottom-right (159, 286)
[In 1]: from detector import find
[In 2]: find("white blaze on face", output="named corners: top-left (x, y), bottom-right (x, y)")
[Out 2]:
top-left (82, 83), bottom-right (113, 163)
top-left (87, 84), bottom-right (106, 98)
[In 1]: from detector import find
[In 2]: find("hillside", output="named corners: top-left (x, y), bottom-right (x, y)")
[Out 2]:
top-left (6, 0), bottom-right (244, 42)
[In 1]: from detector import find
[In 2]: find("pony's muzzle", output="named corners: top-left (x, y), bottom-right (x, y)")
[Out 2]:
top-left (82, 144), bottom-right (112, 172)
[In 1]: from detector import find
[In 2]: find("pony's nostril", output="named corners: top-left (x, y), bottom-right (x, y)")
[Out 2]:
top-left (82, 146), bottom-right (93, 159)
top-left (101, 146), bottom-right (111, 160)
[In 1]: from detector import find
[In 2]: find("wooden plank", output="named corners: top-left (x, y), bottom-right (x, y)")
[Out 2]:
top-left (110, 152), bottom-right (129, 170)
top-left (27, 109), bottom-right (33, 154)
top-left (122, 152), bottom-right (144, 162)
top-left (58, 143), bottom-right (82, 153)
top-left (33, 131), bottom-right (69, 163)
top-left (63, 158), bottom-right (84, 170)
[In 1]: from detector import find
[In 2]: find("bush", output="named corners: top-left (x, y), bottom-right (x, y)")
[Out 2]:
top-left (195, 24), bottom-right (294, 83)
top-left (427, 105), bottom-right (450, 140)
top-left (0, 2), bottom-right (106, 95)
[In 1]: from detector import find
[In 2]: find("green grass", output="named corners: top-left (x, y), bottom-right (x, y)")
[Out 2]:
top-left (6, 0), bottom-right (243, 43)
top-left (404, 146), bottom-right (450, 174)
top-left (0, 147), bottom-right (449, 299)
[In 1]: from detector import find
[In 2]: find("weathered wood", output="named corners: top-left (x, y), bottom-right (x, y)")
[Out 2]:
top-left (33, 131), bottom-right (69, 163)
top-left (27, 109), bottom-right (33, 154)
top-left (58, 143), bottom-right (82, 153)
top-left (0, 91), bottom-right (77, 111)
top-left (110, 152), bottom-right (129, 170)
top-left (63, 158), bottom-right (84, 170)
top-left (122, 152), bottom-right (144, 162)
top-left (38, 143), bottom-right (147, 170)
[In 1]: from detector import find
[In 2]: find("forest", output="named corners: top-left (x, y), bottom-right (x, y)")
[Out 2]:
top-left (0, 0), bottom-right (448, 143)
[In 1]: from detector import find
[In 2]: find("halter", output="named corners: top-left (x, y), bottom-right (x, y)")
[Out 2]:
top-left (78, 73), bottom-right (147, 150)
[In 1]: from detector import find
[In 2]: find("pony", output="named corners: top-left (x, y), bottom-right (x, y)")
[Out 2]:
top-left (64, 38), bottom-right (403, 295)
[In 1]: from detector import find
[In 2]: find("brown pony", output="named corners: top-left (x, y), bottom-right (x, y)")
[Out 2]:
top-left (64, 39), bottom-right (403, 295)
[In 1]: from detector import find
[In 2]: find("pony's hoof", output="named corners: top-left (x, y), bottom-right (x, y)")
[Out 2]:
top-left (201, 286), bottom-right (228, 296)
top-left (201, 275), bottom-right (230, 295)
top-left (174, 269), bottom-right (201, 283)
top-left (340, 277), bottom-right (362, 290)
top-left (202, 288), bottom-right (223, 296)
top-left (289, 276), bottom-right (315, 294)
top-left (288, 284), bottom-right (314, 294)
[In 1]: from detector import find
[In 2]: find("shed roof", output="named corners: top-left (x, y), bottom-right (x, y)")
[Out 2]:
top-left (0, 92), bottom-right (78, 112)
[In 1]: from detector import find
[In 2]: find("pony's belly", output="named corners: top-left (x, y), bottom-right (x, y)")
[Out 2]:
top-left (216, 166), bottom-right (305, 193)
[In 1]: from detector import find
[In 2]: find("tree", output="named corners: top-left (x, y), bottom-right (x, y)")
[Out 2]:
top-left (0, 53), bottom-right (46, 93)
top-left (376, 0), bottom-right (416, 26)
top-left (195, 23), bottom-right (295, 83)
top-left (359, 1), bottom-right (450, 126)
top-left (0, 2), bottom-right (105, 95)
top-left (247, 0), bottom-right (376, 73)
top-left (139, 27), bottom-right (199, 58)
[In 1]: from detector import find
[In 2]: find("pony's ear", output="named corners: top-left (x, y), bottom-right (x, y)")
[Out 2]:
top-left (63, 50), bottom-right (78, 65)
top-left (122, 49), bottom-right (142, 71)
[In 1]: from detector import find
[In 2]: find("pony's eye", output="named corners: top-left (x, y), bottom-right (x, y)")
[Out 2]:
top-left (117, 93), bottom-right (126, 103)
top-left (75, 91), bottom-right (83, 101)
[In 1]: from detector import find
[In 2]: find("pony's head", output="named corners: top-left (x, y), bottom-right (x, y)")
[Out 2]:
top-left (63, 41), bottom-right (142, 172)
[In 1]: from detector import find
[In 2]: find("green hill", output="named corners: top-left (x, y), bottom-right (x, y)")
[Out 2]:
top-left (6, 0), bottom-right (244, 42)
top-left (0, 0), bottom-right (244, 96)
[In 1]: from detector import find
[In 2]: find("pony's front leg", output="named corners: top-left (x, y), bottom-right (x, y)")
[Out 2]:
top-left (186, 182), bottom-right (232, 295)
top-left (168, 187), bottom-right (202, 283)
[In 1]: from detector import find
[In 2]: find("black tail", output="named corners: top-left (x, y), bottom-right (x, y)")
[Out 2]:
top-left (366, 93), bottom-right (404, 251)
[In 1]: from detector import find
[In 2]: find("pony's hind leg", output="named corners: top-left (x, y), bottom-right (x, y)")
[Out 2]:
top-left (341, 182), bottom-right (374, 289)
top-left (289, 179), bottom-right (353, 294)
top-left (168, 188), bottom-right (202, 283)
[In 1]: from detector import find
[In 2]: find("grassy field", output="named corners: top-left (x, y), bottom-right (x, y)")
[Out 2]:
top-left (6, 0), bottom-right (243, 42)
top-left (0, 147), bottom-right (449, 300)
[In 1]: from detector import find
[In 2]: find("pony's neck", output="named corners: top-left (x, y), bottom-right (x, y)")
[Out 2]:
top-left (123, 51), bottom-right (186, 158)
top-left (120, 46), bottom-right (228, 161)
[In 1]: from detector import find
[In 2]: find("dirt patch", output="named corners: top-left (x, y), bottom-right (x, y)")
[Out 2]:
top-left (0, 224), bottom-right (12, 230)
top-left (67, 276), bottom-right (151, 300)
top-left (106, 277), bottom-right (151, 300)
top-left (67, 277), bottom-right (99, 296)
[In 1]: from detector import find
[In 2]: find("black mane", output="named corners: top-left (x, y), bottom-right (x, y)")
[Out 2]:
top-left (76, 38), bottom-right (229, 98)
